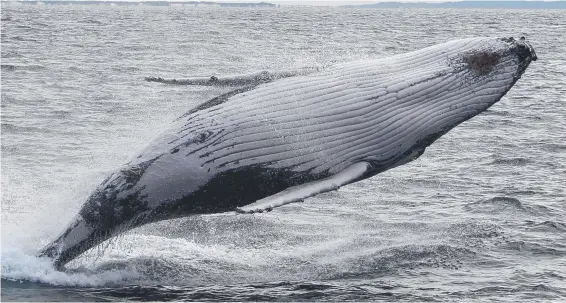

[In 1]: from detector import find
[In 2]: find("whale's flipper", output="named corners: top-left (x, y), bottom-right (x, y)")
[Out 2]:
top-left (145, 67), bottom-right (322, 87)
top-left (236, 162), bottom-right (370, 214)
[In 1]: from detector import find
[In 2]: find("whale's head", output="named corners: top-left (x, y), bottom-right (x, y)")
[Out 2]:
top-left (382, 36), bottom-right (537, 155)
top-left (451, 36), bottom-right (536, 85)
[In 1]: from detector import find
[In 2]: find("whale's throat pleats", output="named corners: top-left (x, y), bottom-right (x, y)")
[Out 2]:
top-left (123, 38), bottom-right (529, 221)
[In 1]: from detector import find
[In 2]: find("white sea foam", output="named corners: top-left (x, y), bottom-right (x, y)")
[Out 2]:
top-left (1, 246), bottom-right (140, 286)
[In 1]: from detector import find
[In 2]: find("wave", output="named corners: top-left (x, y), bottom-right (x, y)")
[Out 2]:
top-left (1, 51), bottom-right (23, 58)
top-left (468, 196), bottom-right (525, 210)
top-left (1, 64), bottom-right (45, 71)
top-left (525, 220), bottom-right (566, 232)
top-left (78, 19), bottom-right (104, 25)
top-left (503, 241), bottom-right (566, 257)
top-left (450, 284), bottom-right (565, 300)
top-left (482, 109), bottom-right (516, 117)
top-left (83, 280), bottom-right (439, 301)
top-left (488, 158), bottom-right (532, 166)
top-left (465, 196), bottom-right (555, 216)
top-left (463, 196), bottom-right (547, 216)
top-left (335, 244), bottom-right (475, 279)
top-left (542, 143), bottom-right (566, 153)
top-left (1, 122), bottom-right (49, 134)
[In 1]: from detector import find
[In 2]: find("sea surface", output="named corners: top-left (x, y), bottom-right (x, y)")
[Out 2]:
top-left (1, 5), bottom-right (565, 302)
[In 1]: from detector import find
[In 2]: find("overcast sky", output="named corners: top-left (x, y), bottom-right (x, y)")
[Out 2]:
top-left (246, 0), bottom-right (449, 5)
top-left (270, 1), bottom-right (443, 5)
top-left (210, 0), bottom-right (564, 6)
top-left (4, 0), bottom-right (563, 4)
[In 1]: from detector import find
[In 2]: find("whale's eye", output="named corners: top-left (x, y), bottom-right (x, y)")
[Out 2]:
top-left (465, 51), bottom-right (500, 76)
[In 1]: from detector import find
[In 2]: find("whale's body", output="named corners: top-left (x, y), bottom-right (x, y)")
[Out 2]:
top-left (40, 37), bottom-right (536, 268)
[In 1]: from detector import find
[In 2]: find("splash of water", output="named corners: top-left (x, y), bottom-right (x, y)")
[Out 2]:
top-left (1, 247), bottom-right (140, 287)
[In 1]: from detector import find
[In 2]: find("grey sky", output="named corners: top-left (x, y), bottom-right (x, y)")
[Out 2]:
top-left (227, 0), bottom-right (448, 5)
top-left (209, 0), bottom-right (565, 6)
top-left (271, 1), bottom-right (441, 5)
top-left (2, 0), bottom-right (563, 5)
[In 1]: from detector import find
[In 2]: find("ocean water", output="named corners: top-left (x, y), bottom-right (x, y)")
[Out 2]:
top-left (1, 5), bottom-right (565, 302)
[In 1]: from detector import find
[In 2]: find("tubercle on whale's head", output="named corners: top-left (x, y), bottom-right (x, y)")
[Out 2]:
top-left (508, 36), bottom-right (538, 64)
top-left (457, 36), bottom-right (536, 82)
top-left (463, 50), bottom-right (501, 76)
top-left (438, 37), bottom-right (536, 107)
top-left (503, 36), bottom-right (537, 74)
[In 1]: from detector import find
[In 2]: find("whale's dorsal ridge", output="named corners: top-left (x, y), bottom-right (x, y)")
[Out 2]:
top-left (235, 161), bottom-right (370, 214)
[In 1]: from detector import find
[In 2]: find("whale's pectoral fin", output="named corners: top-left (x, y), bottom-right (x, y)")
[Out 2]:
top-left (236, 162), bottom-right (370, 214)
top-left (145, 67), bottom-right (322, 87)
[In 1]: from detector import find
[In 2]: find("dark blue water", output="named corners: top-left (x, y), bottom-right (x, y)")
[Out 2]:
top-left (2, 4), bottom-right (565, 302)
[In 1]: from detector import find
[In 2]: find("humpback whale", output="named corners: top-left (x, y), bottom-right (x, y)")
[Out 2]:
top-left (40, 37), bottom-right (537, 269)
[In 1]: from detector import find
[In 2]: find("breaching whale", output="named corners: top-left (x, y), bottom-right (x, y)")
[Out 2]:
top-left (40, 37), bottom-right (536, 269)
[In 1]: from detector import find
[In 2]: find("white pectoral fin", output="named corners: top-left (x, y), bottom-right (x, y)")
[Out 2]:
top-left (236, 162), bottom-right (370, 214)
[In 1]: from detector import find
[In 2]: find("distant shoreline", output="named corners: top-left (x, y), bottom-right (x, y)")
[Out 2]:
top-left (2, 1), bottom-right (279, 7)
top-left (2, 0), bottom-right (565, 9)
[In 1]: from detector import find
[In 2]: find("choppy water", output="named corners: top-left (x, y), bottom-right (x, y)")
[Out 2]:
top-left (1, 4), bottom-right (565, 302)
